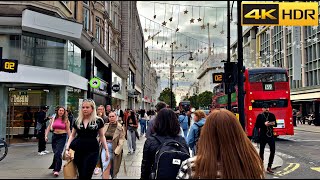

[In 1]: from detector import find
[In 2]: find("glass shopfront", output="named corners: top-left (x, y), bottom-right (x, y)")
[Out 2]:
top-left (67, 86), bottom-right (85, 118)
top-left (6, 88), bottom-right (59, 144)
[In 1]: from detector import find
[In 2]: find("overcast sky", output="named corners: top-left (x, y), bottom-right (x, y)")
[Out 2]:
top-left (137, 1), bottom-right (240, 103)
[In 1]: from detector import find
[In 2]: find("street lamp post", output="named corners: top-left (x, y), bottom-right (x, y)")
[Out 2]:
top-left (170, 42), bottom-right (193, 109)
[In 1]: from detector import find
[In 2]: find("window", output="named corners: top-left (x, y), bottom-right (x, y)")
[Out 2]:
top-left (95, 17), bottom-right (101, 43)
top-left (83, 8), bottom-right (90, 31)
top-left (249, 73), bottom-right (288, 82)
top-left (252, 100), bottom-right (288, 108)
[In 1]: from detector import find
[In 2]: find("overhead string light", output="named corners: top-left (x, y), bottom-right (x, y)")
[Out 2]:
top-left (153, 2), bottom-right (156, 19)
top-left (201, 7), bottom-right (206, 30)
top-left (220, 9), bottom-right (225, 34)
top-left (169, 5), bottom-right (173, 22)
top-left (197, 6), bottom-right (202, 22)
top-left (190, 6), bottom-right (195, 23)
top-left (176, 5), bottom-right (180, 32)
top-left (213, 8), bottom-right (218, 28)
top-left (162, 4), bottom-right (167, 26)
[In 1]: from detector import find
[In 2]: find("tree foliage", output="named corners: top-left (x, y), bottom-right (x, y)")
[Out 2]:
top-left (158, 87), bottom-right (177, 107)
top-left (186, 91), bottom-right (214, 110)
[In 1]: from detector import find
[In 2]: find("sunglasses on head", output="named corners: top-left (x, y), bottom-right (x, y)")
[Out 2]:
top-left (83, 99), bottom-right (94, 102)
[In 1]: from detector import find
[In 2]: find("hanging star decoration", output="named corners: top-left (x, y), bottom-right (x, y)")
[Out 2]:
top-left (296, 44), bottom-right (301, 49)
top-left (184, 9), bottom-right (188, 14)
top-left (274, 49), bottom-right (278, 53)
top-left (201, 24), bottom-right (206, 30)
top-left (213, 23), bottom-right (217, 28)
top-left (169, 17), bottom-right (173, 22)
top-left (190, 18), bottom-right (195, 23)
top-left (175, 46), bottom-right (179, 49)
top-left (197, 17), bottom-right (202, 22)
top-left (263, 51), bottom-right (268, 56)
top-left (313, 26), bottom-right (318, 30)
top-left (176, 28), bottom-right (179, 32)
top-left (220, 30), bottom-right (224, 34)
top-left (287, 42), bottom-right (291, 46)
top-left (162, 21), bottom-right (167, 26)
top-left (280, 50), bottom-right (284, 54)
top-left (313, 36), bottom-right (318, 42)
top-left (307, 38), bottom-right (312, 42)
top-left (185, 45), bottom-right (188, 48)
top-left (154, 15), bottom-right (156, 19)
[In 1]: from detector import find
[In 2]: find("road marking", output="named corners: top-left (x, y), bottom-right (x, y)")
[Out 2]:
top-left (274, 163), bottom-right (300, 176)
top-left (311, 167), bottom-right (320, 173)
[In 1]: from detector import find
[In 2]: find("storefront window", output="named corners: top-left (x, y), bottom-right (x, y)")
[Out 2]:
top-left (20, 32), bottom-right (68, 69)
top-left (67, 87), bottom-right (85, 118)
top-left (68, 41), bottom-right (86, 77)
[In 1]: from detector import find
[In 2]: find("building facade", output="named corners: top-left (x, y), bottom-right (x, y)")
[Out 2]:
top-left (0, 1), bottom-right (157, 143)
top-left (231, 18), bottom-right (320, 124)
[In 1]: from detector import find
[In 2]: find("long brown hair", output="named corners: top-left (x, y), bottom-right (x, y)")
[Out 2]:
top-left (194, 108), bottom-right (264, 179)
top-left (54, 106), bottom-right (68, 123)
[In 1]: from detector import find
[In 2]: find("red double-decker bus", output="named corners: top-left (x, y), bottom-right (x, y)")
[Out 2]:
top-left (244, 67), bottom-right (294, 137)
top-left (212, 67), bottom-right (294, 137)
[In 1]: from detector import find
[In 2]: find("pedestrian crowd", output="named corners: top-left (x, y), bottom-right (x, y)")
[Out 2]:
top-left (32, 99), bottom-right (280, 179)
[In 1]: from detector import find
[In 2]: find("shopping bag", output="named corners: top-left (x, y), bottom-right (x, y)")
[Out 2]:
top-left (63, 160), bottom-right (77, 179)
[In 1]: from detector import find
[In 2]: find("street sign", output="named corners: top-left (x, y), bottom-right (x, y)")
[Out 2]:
top-left (0, 59), bottom-right (18, 73)
top-left (112, 84), bottom-right (120, 92)
top-left (212, 73), bottom-right (224, 83)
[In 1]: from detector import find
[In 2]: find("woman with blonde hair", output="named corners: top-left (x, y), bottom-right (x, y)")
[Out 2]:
top-left (187, 110), bottom-right (206, 156)
top-left (65, 99), bottom-right (109, 179)
top-left (177, 108), bottom-right (264, 179)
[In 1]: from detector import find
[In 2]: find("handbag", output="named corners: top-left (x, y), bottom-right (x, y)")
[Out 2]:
top-left (63, 159), bottom-right (77, 179)
top-left (35, 122), bottom-right (42, 130)
top-left (69, 137), bottom-right (80, 152)
top-left (252, 127), bottom-right (260, 143)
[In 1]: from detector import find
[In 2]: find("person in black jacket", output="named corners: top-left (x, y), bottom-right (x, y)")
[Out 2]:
top-left (37, 105), bottom-right (50, 155)
top-left (141, 108), bottom-right (189, 179)
top-left (255, 103), bottom-right (277, 174)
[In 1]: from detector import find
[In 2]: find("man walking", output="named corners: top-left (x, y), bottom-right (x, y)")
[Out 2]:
top-left (255, 103), bottom-right (277, 173)
top-left (37, 105), bottom-right (50, 155)
top-left (116, 105), bottom-right (124, 125)
top-left (23, 107), bottom-right (33, 139)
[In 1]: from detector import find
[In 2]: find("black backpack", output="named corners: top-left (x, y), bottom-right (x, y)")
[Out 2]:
top-left (150, 135), bottom-right (190, 179)
top-left (193, 123), bottom-right (203, 154)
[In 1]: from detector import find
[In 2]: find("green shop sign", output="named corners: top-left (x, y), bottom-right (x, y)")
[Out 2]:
top-left (217, 93), bottom-right (237, 105)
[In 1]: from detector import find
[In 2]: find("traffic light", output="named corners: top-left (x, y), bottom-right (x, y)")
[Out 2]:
top-left (224, 62), bottom-right (238, 85)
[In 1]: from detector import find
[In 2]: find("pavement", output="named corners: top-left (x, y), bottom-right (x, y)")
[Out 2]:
top-left (0, 133), bottom-right (284, 179)
top-left (294, 124), bottom-right (320, 133)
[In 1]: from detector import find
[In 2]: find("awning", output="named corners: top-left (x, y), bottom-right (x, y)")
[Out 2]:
top-left (290, 92), bottom-right (320, 101)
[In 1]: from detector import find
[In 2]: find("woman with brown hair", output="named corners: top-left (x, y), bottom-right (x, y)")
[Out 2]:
top-left (44, 106), bottom-right (71, 177)
top-left (177, 108), bottom-right (264, 179)
top-left (187, 110), bottom-right (206, 156)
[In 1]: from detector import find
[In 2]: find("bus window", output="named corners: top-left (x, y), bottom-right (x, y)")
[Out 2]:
top-left (249, 73), bottom-right (288, 83)
top-left (252, 100), bottom-right (288, 108)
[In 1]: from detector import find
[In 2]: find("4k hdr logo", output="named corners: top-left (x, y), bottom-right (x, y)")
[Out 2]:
top-left (242, 2), bottom-right (318, 26)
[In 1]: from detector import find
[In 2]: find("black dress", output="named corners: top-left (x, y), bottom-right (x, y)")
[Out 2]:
top-left (72, 118), bottom-right (104, 179)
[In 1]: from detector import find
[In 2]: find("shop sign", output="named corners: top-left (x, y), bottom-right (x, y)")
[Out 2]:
top-left (67, 87), bottom-right (81, 93)
top-left (112, 84), bottom-right (120, 92)
top-left (11, 94), bottom-right (29, 106)
top-left (92, 79), bottom-right (108, 96)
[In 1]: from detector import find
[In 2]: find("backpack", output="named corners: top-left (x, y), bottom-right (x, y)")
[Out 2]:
top-left (193, 123), bottom-right (203, 155)
top-left (150, 135), bottom-right (190, 179)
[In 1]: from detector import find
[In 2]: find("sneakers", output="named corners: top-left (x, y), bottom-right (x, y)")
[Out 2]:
top-left (267, 167), bottom-right (274, 174)
top-left (38, 152), bottom-right (46, 156)
top-left (53, 171), bottom-right (59, 177)
top-left (43, 150), bottom-right (50, 154)
top-left (94, 168), bottom-right (100, 175)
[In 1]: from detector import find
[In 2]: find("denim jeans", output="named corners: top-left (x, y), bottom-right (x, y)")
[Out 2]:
top-left (49, 133), bottom-right (67, 172)
top-left (140, 119), bottom-right (146, 135)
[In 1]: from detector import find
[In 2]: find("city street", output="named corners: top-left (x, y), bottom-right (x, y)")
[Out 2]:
top-left (265, 124), bottom-right (320, 179)
top-left (0, 124), bottom-right (319, 179)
